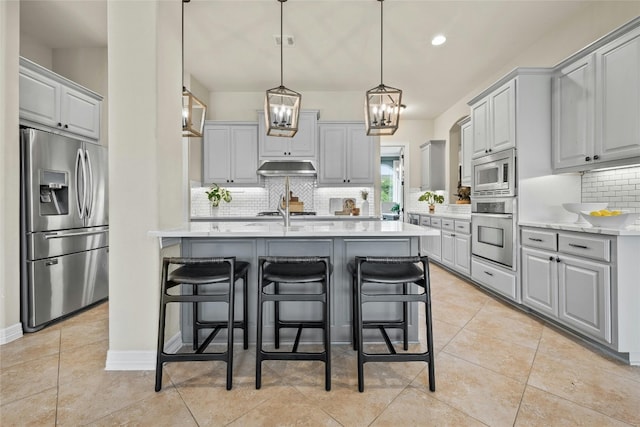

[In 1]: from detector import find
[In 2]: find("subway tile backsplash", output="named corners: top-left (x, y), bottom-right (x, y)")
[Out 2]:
top-left (581, 165), bottom-right (640, 225)
top-left (192, 179), bottom-right (374, 217)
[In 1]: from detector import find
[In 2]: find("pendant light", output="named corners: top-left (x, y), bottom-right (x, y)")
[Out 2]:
top-left (264, 0), bottom-right (301, 138)
top-left (182, 0), bottom-right (207, 138)
top-left (365, 0), bottom-right (402, 136)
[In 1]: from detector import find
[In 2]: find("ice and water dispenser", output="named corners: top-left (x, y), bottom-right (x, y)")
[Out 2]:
top-left (39, 170), bottom-right (69, 215)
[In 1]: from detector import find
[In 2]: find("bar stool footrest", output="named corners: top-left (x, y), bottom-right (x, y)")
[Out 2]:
top-left (361, 352), bottom-right (431, 363)
top-left (259, 351), bottom-right (327, 361)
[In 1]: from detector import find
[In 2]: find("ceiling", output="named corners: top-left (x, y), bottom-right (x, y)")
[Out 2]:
top-left (20, 0), bottom-right (596, 119)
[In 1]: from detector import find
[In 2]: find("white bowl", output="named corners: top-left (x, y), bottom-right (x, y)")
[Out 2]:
top-left (562, 203), bottom-right (608, 224)
top-left (579, 210), bottom-right (637, 229)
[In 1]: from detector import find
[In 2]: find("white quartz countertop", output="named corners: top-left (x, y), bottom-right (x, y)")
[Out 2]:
top-left (190, 215), bottom-right (381, 222)
top-left (408, 211), bottom-right (472, 220)
top-left (149, 220), bottom-right (439, 238)
top-left (519, 220), bottom-right (640, 236)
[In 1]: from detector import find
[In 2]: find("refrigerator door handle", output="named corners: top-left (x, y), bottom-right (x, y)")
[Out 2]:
top-left (75, 148), bottom-right (86, 219)
top-left (43, 229), bottom-right (108, 239)
top-left (85, 149), bottom-right (94, 219)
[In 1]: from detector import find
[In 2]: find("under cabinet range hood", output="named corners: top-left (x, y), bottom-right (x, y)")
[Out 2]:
top-left (257, 160), bottom-right (317, 177)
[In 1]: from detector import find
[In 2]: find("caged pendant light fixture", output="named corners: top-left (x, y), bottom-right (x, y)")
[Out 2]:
top-left (182, 0), bottom-right (207, 138)
top-left (264, 0), bottom-right (301, 138)
top-left (365, 0), bottom-right (402, 136)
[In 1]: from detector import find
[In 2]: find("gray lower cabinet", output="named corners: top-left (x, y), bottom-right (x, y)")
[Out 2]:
top-left (440, 218), bottom-right (470, 276)
top-left (202, 122), bottom-right (259, 186)
top-left (521, 227), bottom-right (612, 344)
top-left (179, 235), bottom-right (419, 344)
top-left (422, 216), bottom-right (442, 262)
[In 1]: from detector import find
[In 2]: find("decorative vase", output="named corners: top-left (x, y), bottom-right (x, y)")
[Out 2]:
top-left (210, 204), bottom-right (219, 217)
top-left (361, 200), bottom-right (369, 217)
top-left (429, 204), bottom-right (435, 214)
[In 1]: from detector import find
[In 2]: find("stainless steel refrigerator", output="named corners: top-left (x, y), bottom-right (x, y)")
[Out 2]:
top-left (20, 127), bottom-right (109, 332)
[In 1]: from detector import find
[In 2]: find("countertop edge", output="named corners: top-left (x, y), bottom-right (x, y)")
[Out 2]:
top-left (518, 220), bottom-right (640, 236)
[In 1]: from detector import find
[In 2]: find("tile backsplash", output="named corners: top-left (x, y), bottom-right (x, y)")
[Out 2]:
top-left (581, 165), bottom-right (640, 225)
top-left (192, 179), bottom-right (374, 217)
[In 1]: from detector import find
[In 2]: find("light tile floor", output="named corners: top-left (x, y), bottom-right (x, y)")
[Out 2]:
top-left (2, 264), bottom-right (640, 426)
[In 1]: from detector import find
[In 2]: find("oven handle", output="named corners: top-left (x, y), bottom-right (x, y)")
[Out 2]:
top-left (471, 213), bottom-right (513, 219)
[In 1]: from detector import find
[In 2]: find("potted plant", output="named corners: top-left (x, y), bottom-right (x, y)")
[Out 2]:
top-left (205, 184), bottom-right (232, 215)
top-left (418, 191), bottom-right (444, 214)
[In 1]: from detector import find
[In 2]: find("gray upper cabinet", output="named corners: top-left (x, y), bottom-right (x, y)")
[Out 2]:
top-left (470, 79), bottom-right (516, 158)
top-left (203, 122), bottom-right (259, 186)
top-left (318, 122), bottom-right (376, 186)
top-left (420, 140), bottom-right (445, 190)
top-left (553, 20), bottom-right (640, 172)
top-left (460, 117), bottom-right (473, 187)
top-left (19, 57), bottom-right (101, 141)
top-left (258, 110), bottom-right (319, 160)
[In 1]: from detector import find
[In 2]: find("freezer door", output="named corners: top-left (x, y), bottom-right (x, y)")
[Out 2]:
top-left (26, 226), bottom-right (108, 260)
top-left (25, 247), bottom-right (108, 329)
top-left (22, 128), bottom-right (84, 232)
top-left (82, 142), bottom-right (108, 227)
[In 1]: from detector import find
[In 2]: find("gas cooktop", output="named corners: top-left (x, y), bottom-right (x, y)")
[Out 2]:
top-left (257, 211), bottom-right (317, 216)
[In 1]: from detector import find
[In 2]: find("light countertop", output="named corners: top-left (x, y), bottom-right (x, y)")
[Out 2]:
top-left (149, 220), bottom-right (439, 239)
top-left (190, 215), bottom-right (381, 222)
top-left (519, 220), bottom-right (640, 236)
top-left (408, 211), bottom-right (472, 220)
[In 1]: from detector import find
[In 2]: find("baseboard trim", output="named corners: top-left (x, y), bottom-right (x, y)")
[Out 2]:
top-left (0, 323), bottom-right (23, 345)
top-left (104, 331), bottom-right (182, 371)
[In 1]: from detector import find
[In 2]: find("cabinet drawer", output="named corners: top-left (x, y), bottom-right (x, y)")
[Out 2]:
top-left (441, 218), bottom-right (455, 231)
top-left (559, 234), bottom-right (611, 262)
top-left (454, 220), bottom-right (471, 235)
top-left (430, 218), bottom-right (442, 228)
top-left (420, 216), bottom-right (430, 227)
top-left (522, 229), bottom-right (557, 251)
top-left (471, 258), bottom-right (518, 301)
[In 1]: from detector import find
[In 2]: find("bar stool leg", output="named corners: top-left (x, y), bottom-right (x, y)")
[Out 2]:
top-left (351, 273), bottom-right (358, 351)
top-left (356, 269), bottom-right (365, 392)
top-left (242, 271), bottom-right (249, 349)
top-left (155, 262), bottom-right (169, 392)
top-left (274, 282), bottom-right (280, 349)
top-left (256, 264), bottom-right (264, 389)
top-left (403, 282), bottom-right (409, 351)
top-left (192, 285), bottom-right (199, 350)
top-left (324, 277), bottom-right (331, 391)
top-left (226, 275), bottom-right (235, 390)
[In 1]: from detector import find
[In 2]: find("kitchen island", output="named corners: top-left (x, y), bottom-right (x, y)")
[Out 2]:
top-left (149, 221), bottom-right (439, 344)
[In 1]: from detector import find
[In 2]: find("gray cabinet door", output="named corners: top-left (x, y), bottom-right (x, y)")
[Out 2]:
top-left (558, 253), bottom-right (611, 343)
top-left (489, 80), bottom-right (516, 153)
top-left (346, 125), bottom-right (375, 184)
top-left (318, 124), bottom-right (347, 184)
top-left (453, 233), bottom-right (471, 275)
top-left (552, 56), bottom-right (595, 170)
top-left (441, 231), bottom-right (455, 268)
top-left (471, 97), bottom-right (490, 158)
top-left (203, 126), bottom-right (232, 184)
top-left (522, 247), bottom-right (558, 317)
top-left (230, 126), bottom-right (259, 184)
top-left (596, 26), bottom-right (640, 162)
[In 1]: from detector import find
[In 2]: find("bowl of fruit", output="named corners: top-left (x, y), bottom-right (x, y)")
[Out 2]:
top-left (580, 209), bottom-right (638, 229)
top-left (562, 203), bottom-right (608, 224)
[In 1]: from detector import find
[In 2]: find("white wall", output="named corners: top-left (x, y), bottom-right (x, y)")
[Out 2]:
top-left (19, 31), bottom-right (52, 69)
top-left (0, 0), bottom-right (21, 340)
top-left (106, 0), bottom-right (183, 366)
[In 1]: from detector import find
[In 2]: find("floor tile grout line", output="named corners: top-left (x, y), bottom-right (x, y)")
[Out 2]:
top-left (511, 324), bottom-right (543, 426)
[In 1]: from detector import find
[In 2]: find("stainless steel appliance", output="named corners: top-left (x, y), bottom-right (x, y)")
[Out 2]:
top-left (20, 127), bottom-right (109, 332)
top-left (471, 197), bottom-right (515, 269)
top-left (471, 148), bottom-right (516, 198)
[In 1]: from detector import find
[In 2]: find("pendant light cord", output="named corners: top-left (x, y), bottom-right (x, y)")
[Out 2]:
top-left (380, 0), bottom-right (384, 86)
top-left (280, 0), bottom-right (284, 87)
top-left (182, 0), bottom-right (186, 92)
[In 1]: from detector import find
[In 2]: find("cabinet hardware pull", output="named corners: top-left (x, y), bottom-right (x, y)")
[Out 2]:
top-left (556, 257), bottom-right (561, 262)
top-left (451, 233), bottom-right (456, 237)
top-left (568, 243), bottom-right (589, 249)
top-left (594, 155), bottom-right (600, 160)
top-left (585, 156), bottom-right (591, 161)
top-left (528, 237), bottom-right (543, 242)
top-left (549, 256), bottom-right (554, 261)
top-left (484, 271), bottom-right (494, 276)
top-left (64, 124), bottom-right (68, 129)
top-left (57, 122), bottom-right (62, 127)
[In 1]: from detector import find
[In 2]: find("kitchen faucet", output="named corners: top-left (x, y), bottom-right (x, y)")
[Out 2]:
top-left (277, 176), bottom-right (290, 227)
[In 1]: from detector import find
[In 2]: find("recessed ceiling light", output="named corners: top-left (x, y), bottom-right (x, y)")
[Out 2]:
top-left (431, 34), bottom-right (446, 46)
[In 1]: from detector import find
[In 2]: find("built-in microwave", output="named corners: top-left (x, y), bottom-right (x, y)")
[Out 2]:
top-left (472, 148), bottom-right (516, 198)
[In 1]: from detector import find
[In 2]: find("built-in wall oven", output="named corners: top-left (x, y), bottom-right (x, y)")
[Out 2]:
top-left (471, 197), bottom-right (516, 270)
top-left (471, 148), bottom-right (516, 198)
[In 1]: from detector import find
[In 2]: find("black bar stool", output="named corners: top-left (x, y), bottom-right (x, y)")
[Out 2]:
top-left (155, 257), bottom-right (249, 392)
top-left (256, 256), bottom-right (332, 391)
top-left (349, 256), bottom-right (435, 393)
